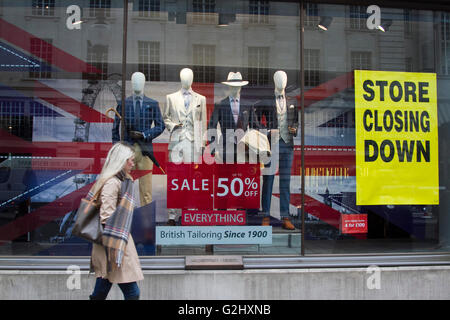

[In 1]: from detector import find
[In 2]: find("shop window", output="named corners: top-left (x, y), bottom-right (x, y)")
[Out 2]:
top-left (249, 0), bottom-right (269, 24)
top-left (248, 46), bottom-right (269, 86)
top-left (138, 0), bottom-right (160, 18)
top-left (29, 38), bottom-right (52, 79)
top-left (193, 44), bottom-right (215, 83)
top-left (138, 41), bottom-right (160, 81)
top-left (31, 0), bottom-right (55, 16)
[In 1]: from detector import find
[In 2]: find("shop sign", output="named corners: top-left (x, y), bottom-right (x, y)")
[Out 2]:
top-left (156, 226), bottom-right (272, 245)
top-left (181, 210), bottom-right (246, 226)
top-left (340, 214), bottom-right (368, 234)
top-left (167, 163), bottom-right (260, 209)
top-left (354, 70), bottom-right (439, 205)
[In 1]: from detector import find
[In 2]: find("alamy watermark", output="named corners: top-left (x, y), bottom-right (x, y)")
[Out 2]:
top-left (66, 265), bottom-right (81, 290)
top-left (366, 265), bottom-right (381, 290)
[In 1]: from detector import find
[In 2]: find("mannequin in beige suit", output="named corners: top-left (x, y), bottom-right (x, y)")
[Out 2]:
top-left (163, 68), bottom-right (207, 224)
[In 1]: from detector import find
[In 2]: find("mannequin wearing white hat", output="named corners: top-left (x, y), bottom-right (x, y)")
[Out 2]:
top-left (208, 72), bottom-right (259, 163)
top-left (163, 68), bottom-right (207, 225)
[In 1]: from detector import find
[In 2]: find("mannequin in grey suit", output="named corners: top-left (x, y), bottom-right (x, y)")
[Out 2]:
top-left (256, 71), bottom-right (298, 230)
top-left (163, 68), bottom-right (207, 225)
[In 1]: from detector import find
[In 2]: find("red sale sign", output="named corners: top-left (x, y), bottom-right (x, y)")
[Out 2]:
top-left (340, 214), bottom-right (368, 234)
top-left (167, 163), bottom-right (260, 210)
top-left (181, 210), bottom-right (246, 226)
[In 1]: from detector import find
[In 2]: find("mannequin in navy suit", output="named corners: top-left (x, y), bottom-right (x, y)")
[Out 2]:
top-left (112, 72), bottom-right (165, 206)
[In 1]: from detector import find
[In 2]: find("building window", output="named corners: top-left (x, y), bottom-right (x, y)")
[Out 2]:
top-left (31, 0), bottom-right (55, 16)
top-left (404, 9), bottom-right (413, 35)
top-left (29, 38), bottom-right (52, 79)
top-left (248, 47), bottom-right (269, 86)
top-left (192, 0), bottom-right (215, 23)
top-left (138, 0), bottom-right (160, 18)
top-left (249, 0), bottom-right (269, 24)
top-left (351, 51), bottom-right (372, 70)
top-left (440, 12), bottom-right (450, 74)
top-left (405, 57), bottom-right (413, 72)
top-left (89, 0), bottom-right (111, 18)
top-left (304, 3), bottom-right (319, 28)
top-left (193, 0), bottom-right (215, 13)
top-left (87, 43), bottom-right (108, 80)
top-left (349, 5), bottom-right (367, 30)
top-left (305, 49), bottom-right (320, 87)
top-left (193, 45), bottom-right (215, 83)
top-left (138, 41), bottom-right (160, 81)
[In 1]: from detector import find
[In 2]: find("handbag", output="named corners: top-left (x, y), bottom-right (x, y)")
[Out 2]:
top-left (71, 188), bottom-right (103, 244)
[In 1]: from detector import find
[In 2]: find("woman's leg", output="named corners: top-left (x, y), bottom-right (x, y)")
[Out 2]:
top-left (118, 281), bottom-right (140, 300)
top-left (90, 277), bottom-right (113, 300)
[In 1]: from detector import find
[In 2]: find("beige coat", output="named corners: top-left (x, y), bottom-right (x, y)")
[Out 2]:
top-left (90, 176), bottom-right (144, 284)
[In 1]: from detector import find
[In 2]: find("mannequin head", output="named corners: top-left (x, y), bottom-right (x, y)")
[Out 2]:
top-left (180, 68), bottom-right (194, 90)
top-left (273, 70), bottom-right (287, 92)
top-left (131, 72), bottom-right (145, 95)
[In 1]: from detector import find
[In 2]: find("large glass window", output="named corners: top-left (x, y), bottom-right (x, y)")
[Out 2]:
top-left (303, 3), bottom-right (450, 254)
top-left (0, 0), bottom-right (124, 256)
top-left (0, 0), bottom-right (449, 260)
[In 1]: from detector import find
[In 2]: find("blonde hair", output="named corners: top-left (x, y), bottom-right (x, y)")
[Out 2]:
top-left (92, 142), bottom-right (135, 196)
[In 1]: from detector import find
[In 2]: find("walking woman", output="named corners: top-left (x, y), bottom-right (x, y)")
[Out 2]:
top-left (89, 142), bottom-right (144, 300)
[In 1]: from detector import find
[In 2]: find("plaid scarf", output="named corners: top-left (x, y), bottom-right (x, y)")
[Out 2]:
top-left (102, 171), bottom-right (135, 269)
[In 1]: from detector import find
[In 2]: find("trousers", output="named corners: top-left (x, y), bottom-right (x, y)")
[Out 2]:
top-left (90, 277), bottom-right (140, 300)
top-left (261, 138), bottom-right (294, 217)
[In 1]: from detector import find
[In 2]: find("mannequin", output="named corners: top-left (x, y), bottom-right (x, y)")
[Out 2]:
top-left (112, 71), bottom-right (165, 207)
top-left (163, 68), bottom-right (207, 225)
top-left (207, 72), bottom-right (259, 164)
top-left (257, 70), bottom-right (298, 230)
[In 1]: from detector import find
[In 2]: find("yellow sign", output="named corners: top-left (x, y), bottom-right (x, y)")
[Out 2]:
top-left (354, 70), bottom-right (439, 205)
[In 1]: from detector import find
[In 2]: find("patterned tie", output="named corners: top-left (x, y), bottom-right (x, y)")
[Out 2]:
top-left (183, 91), bottom-right (191, 110)
top-left (277, 95), bottom-right (285, 113)
top-left (134, 97), bottom-right (141, 129)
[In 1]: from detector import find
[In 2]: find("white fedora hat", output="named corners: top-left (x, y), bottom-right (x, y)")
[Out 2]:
top-left (221, 72), bottom-right (249, 87)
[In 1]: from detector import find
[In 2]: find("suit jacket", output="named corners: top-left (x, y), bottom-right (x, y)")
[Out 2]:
top-left (255, 95), bottom-right (299, 145)
top-left (112, 95), bottom-right (165, 157)
top-left (163, 89), bottom-right (207, 153)
top-left (208, 96), bottom-right (260, 160)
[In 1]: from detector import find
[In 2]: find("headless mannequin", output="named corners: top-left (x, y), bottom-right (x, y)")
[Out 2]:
top-left (273, 70), bottom-right (296, 135)
top-left (165, 68), bottom-right (207, 224)
top-left (173, 68), bottom-right (194, 130)
top-left (130, 72), bottom-right (154, 207)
